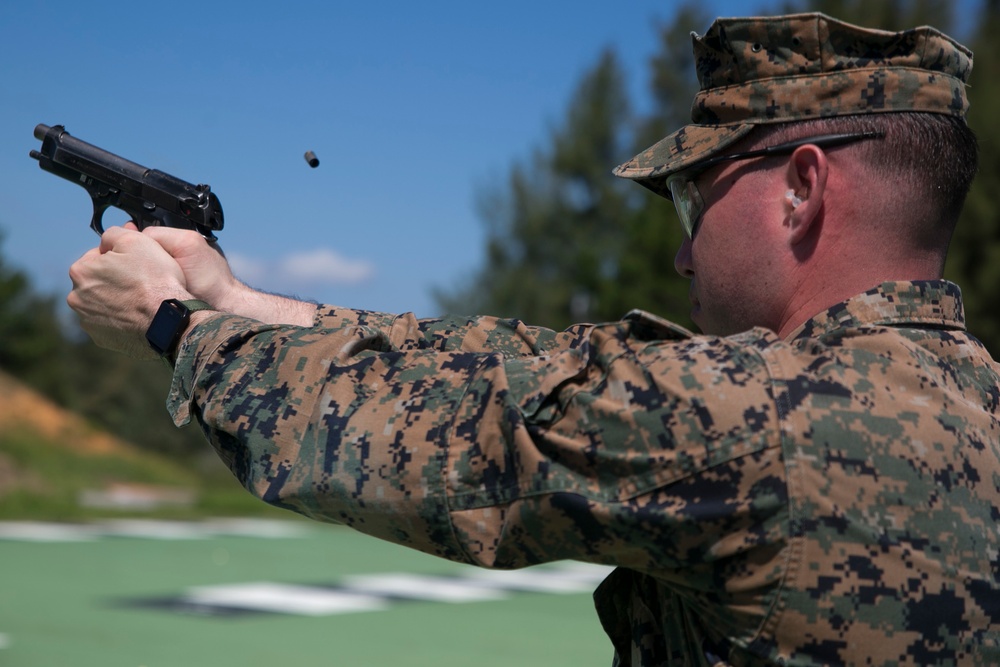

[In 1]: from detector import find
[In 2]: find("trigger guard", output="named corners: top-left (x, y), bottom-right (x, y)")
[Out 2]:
top-left (89, 202), bottom-right (111, 237)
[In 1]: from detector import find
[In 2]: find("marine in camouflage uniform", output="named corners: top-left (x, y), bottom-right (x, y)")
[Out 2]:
top-left (69, 12), bottom-right (1000, 667)
top-left (169, 279), bottom-right (999, 665)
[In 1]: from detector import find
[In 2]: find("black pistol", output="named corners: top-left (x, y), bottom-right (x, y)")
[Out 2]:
top-left (29, 124), bottom-right (224, 240)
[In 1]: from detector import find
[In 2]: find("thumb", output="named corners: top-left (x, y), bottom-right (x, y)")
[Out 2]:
top-left (142, 226), bottom-right (211, 258)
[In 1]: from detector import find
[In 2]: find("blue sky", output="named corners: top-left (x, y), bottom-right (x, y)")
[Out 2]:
top-left (0, 0), bottom-right (981, 319)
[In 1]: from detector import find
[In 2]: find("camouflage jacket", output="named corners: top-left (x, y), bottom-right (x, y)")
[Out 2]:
top-left (168, 280), bottom-right (1000, 666)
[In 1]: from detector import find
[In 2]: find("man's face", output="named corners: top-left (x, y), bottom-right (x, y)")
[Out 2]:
top-left (672, 160), bottom-right (787, 336)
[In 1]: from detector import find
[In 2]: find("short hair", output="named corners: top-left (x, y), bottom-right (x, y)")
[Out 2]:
top-left (741, 113), bottom-right (978, 248)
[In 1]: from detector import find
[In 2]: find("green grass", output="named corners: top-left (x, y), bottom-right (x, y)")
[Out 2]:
top-left (0, 427), bottom-right (287, 521)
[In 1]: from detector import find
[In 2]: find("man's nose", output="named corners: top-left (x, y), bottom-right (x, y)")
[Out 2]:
top-left (674, 236), bottom-right (694, 279)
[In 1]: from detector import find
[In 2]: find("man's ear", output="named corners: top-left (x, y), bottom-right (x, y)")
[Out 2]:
top-left (785, 144), bottom-right (828, 245)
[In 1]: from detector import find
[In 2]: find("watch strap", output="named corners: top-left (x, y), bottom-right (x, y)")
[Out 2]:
top-left (179, 299), bottom-right (214, 313)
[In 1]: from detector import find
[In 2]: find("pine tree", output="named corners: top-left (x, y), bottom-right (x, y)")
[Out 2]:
top-left (436, 49), bottom-right (635, 329)
top-left (945, 0), bottom-right (1000, 355)
top-left (0, 232), bottom-right (67, 400)
top-left (435, 4), bottom-right (710, 330)
top-left (599, 5), bottom-right (710, 330)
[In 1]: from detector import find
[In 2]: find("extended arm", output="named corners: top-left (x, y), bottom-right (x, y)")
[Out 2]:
top-left (168, 307), bottom-right (783, 572)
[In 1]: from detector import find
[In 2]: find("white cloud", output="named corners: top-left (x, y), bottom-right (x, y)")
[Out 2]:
top-left (225, 253), bottom-right (265, 284)
top-left (227, 248), bottom-right (375, 291)
top-left (279, 249), bottom-right (375, 283)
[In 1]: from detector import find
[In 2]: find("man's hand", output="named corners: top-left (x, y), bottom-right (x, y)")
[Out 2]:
top-left (143, 227), bottom-right (316, 327)
top-left (141, 226), bottom-right (240, 309)
top-left (68, 226), bottom-right (194, 358)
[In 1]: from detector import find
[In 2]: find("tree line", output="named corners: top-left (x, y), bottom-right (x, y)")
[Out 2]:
top-left (1, 0), bottom-right (996, 458)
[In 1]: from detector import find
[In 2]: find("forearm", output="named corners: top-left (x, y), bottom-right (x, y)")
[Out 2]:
top-left (209, 278), bottom-right (318, 327)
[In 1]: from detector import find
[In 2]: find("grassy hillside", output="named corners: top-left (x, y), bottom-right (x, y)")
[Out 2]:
top-left (0, 369), bottom-right (288, 521)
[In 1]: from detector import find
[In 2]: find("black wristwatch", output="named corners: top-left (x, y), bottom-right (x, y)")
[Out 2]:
top-left (146, 299), bottom-right (214, 359)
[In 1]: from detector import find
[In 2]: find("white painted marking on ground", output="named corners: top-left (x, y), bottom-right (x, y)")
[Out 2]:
top-left (126, 563), bottom-right (615, 617)
top-left (201, 518), bottom-right (311, 538)
top-left (342, 573), bottom-right (510, 602)
top-left (0, 632), bottom-right (9, 649)
top-left (467, 562), bottom-right (612, 593)
top-left (98, 520), bottom-right (212, 540)
top-left (0, 519), bottom-right (312, 542)
top-left (185, 583), bottom-right (388, 616)
top-left (0, 522), bottom-right (98, 542)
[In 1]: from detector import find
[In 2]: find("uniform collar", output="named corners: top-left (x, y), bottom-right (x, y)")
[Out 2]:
top-left (788, 280), bottom-right (966, 341)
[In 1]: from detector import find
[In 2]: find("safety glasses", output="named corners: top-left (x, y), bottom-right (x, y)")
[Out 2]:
top-left (666, 131), bottom-right (884, 239)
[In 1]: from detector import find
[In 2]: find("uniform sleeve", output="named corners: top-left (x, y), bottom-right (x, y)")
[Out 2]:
top-left (311, 305), bottom-right (591, 357)
top-left (167, 312), bottom-right (787, 576)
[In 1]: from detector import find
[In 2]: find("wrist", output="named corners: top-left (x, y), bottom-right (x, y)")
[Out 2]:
top-left (208, 275), bottom-right (254, 315)
top-left (177, 309), bottom-right (216, 354)
top-left (146, 298), bottom-right (214, 361)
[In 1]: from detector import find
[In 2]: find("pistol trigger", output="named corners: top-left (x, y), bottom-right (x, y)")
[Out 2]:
top-left (127, 205), bottom-right (156, 232)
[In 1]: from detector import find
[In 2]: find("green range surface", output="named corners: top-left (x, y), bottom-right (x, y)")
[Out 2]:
top-left (0, 519), bottom-right (612, 666)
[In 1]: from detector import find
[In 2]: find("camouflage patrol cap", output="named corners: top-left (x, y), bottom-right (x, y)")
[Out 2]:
top-left (614, 12), bottom-right (973, 198)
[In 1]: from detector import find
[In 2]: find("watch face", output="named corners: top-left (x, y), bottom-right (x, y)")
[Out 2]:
top-left (146, 300), bottom-right (189, 357)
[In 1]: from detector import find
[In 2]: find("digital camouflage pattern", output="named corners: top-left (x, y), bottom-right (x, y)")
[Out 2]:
top-left (613, 13), bottom-right (973, 198)
top-left (168, 280), bottom-right (1000, 666)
